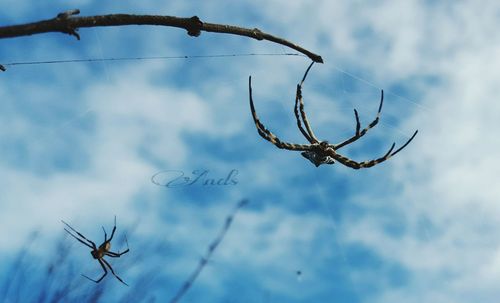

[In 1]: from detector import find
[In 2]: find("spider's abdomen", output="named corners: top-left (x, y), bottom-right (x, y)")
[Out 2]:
top-left (91, 250), bottom-right (100, 259)
top-left (91, 242), bottom-right (110, 259)
top-left (301, 151), bottom-right (335, 167)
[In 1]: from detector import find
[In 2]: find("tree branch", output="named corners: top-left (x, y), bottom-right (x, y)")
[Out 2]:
top-left (0, 9), bottom-right (323, 63)
top-left (169, 199), bottom-right (248, 303)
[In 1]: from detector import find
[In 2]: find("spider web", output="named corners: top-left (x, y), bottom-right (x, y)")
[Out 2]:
top-left (336, 65), bottom-right (428, 139)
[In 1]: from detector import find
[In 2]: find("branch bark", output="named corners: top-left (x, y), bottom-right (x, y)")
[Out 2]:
top-left (0, 9), bottom-right (323, 63)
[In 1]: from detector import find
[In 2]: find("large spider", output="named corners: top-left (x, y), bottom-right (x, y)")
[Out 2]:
top-left (62, 216), bottom-right (130, 285)
top-left (248, 62), bottom-right (418, 169)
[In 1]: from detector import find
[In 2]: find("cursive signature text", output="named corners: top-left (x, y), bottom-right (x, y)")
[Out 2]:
top-left (151, 169), bottom-right (239, 188)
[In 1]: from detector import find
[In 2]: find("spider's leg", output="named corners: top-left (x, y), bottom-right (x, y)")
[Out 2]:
top-left (387, 130), bottom-right (418, 157)
top-left (62, 220), bottom-right (96, 249)
top-left (294, 62), bottom-right (320, 143)
top-left (102, 258), bottom-right (128, 286)
top-left (294, 84), bottom-right (314, 143)
top-left (248, 76), bottom-right (286, 145)
top-left (343, 142), bottom-right (396, 169)
top-left (325, 144), bottom-right (394, 169)
top-left (102, 226), bottom-right (107, 242)
top-left (108, 216), bottom-right (117, 242)
top-left (106, 234), bottom-right (130, 257)
top-left (324, 150), bottom-right (364, 169)
top-left (106, 249), bottom-right (129, 257)
top-left (333, 90), bottom-right (385, 150)
top-left (248, 76), bottom-right (311, 152)
top-left (328, 130), bottom-right (418, 169)
top-left (82, 258), bottom-right (107, 283)
top-left (63, 228), bottom-right (95, 249)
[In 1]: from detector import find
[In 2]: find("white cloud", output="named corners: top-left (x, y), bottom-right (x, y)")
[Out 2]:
top-left (174, 0), bottom-right (500, 301)
top-left (0, 61), bottom-right (219, 247)
top-left (2, 1), bottom-right (500, 301)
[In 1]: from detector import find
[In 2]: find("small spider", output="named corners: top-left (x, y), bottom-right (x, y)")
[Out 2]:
top-left (248, 62), bottom-right (418, 169)
top-left (62, 216), bottom-right (130, 285)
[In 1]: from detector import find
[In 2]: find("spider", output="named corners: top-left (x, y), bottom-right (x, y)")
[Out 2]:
top-left (248, 62), bottom-right (418, 169)
top-left (62, 216), bottom-right (130, 286)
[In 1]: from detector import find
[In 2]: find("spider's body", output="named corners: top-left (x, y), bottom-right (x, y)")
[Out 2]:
top-left (62, 216), bottom-right (129, 286)
top-left (91, 241), bottom-right (111, 259)
top-left (301, 142), bottom-right (336, 167)
top-left (248, 62), bottom-right (418, 169)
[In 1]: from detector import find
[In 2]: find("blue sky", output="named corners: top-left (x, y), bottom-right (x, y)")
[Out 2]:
top-left (1, 1), bottom-right (500, 302)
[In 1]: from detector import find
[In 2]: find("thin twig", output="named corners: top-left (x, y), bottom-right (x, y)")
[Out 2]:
top-left (0, 9), bottom-right (323, 63)
top-left (169, 199), bottom-right (248, 303)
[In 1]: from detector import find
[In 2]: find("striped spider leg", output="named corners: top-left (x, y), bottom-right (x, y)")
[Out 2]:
top-left (62, 216), bottom-right (130, 286)
top-left (249, 62), bottom-right (418, 169)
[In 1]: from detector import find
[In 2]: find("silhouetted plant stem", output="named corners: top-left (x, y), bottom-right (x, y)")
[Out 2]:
top-left (169, 199), bottom-right (248, 303)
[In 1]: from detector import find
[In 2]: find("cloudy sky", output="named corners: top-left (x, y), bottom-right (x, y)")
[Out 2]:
top-left (1, 1), bottom-right (499, 302)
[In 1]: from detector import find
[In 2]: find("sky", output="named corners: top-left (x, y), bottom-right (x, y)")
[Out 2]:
top-left (1, 1), bottom-right (500, 302)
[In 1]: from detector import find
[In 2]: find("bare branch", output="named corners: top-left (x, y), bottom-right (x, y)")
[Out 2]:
top-left (169, 199), bottom-right (248, 303)
top-left (0, 10), bottom-right (323, 63)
